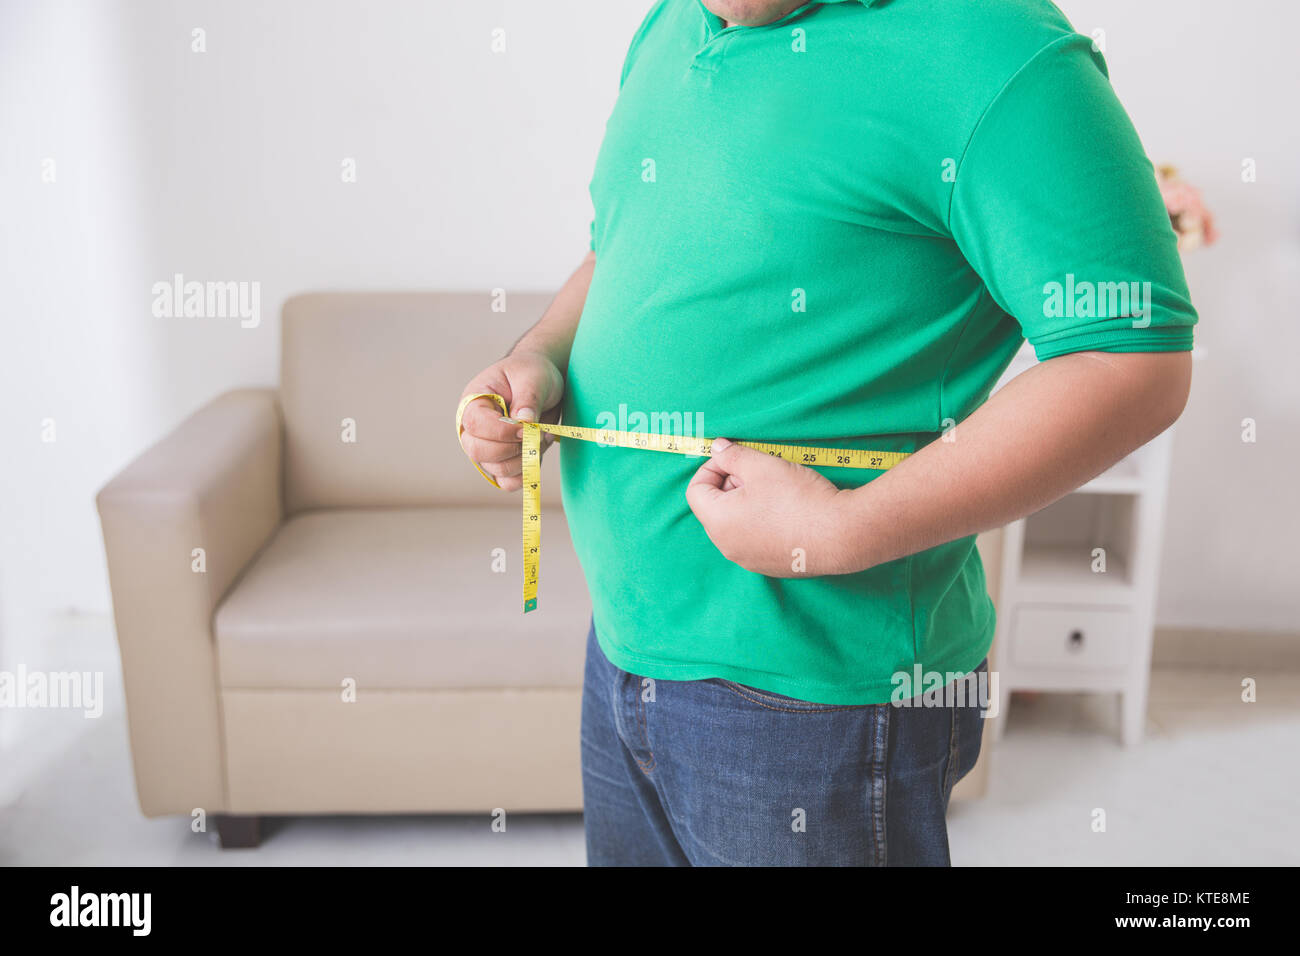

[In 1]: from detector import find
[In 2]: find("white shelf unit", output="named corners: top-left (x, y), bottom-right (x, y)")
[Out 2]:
top-left (989, 346), bottom-right (1175, 746)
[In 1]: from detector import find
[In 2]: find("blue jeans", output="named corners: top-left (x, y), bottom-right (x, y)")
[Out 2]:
top-left (580, 622), bottom-right (986, 866)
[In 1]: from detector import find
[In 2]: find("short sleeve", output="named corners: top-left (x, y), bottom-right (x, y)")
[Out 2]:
top-left (589, 218), bottom-right (596, 253)
top-left (949, 35), bottom-right (1197, 360)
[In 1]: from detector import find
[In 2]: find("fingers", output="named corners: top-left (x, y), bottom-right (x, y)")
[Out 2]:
top-left (687, 452), bottom-right (730, 493)
top-left (460, 394), bottom-right (520, 444)
top-left (458, 390), bottom-right (523, 465)
top-left (458, 391), bottom-right (554, 476)
top-left (459, 431), bottom-right (518, 464)
top-left (688, 436), bottom-right (799, 517)
top-left (457, 351), bottom-right (565, 492)
top-left (503, 354), bottom-right (565, 427)
top-left (686, 440), bottom-right (738, 515)
top-left (480, 460), bottom-right (520, 494)
top-left (509, 400), bottom-right (537, 426)
top-left (477, 440), bottom-right (546, 492)
top-left (479, 456), bottom-right (523, 481)
top-left (709, 436), bottom-right (796, 482)
top-left (492, 474), bottom-right (524, 493)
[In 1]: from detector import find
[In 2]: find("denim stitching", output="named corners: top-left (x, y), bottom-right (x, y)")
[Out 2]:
top-left (943, 699), bottom-right (959, 798)
top-left (870, 703), bottom-right (890, 866)
top-left (633, 672), bottom-right (656, 774)
top-left (713, 679), bottom-right (874, 714)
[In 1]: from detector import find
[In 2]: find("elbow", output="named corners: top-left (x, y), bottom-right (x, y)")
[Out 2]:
top-left (1157, 350), bottom-right (1194, 431)
top-left (1080, 348), bottom-right (1194, 437)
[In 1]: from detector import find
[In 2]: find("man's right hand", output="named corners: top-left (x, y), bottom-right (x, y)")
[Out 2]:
top-left (457, 350), bottom-right (565, 492)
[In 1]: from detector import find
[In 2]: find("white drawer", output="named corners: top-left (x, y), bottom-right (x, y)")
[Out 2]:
top-left (1010, 605), bottom-right (1133, 670)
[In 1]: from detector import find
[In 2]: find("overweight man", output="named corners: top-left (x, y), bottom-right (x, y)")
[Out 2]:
top-left (458, 0), bottom-right (1196, 866)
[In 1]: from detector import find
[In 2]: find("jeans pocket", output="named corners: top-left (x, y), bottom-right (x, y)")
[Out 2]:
top-left (709, 678), bottom-right (873, 714)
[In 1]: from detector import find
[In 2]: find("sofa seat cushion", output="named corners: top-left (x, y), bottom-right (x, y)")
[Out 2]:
top-left (214, 508), bottom-right (590, 690)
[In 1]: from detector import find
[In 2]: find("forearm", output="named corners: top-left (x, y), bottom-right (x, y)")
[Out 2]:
top-left (838, 350), bottom-right (1192, 571)
top-left (510, 250), bottom-right (595, 375)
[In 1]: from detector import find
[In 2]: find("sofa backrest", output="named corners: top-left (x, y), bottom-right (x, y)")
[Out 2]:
top-left (280, 291), bottom-right (564, 513)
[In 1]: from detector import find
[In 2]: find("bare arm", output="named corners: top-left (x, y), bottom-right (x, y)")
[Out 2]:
top-left (510, 250), bottom-right (595, 375)
top-left (457, 251), bottom-right (595, 491)
top-left (836, 349), bottom-right (1192, 569)
top-left (688, 350), bottom-right (1192, 576)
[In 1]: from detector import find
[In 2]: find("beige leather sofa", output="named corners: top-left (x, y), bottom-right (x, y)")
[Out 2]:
top-left (97, 292), bottom-right (591, 847)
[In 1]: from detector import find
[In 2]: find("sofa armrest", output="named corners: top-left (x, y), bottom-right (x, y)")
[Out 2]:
top-left (97, 388), bottom-right (283, 816)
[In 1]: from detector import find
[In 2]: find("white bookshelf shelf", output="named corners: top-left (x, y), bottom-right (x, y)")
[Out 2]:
top-left (1015, 543), bottom-right (1135, 604)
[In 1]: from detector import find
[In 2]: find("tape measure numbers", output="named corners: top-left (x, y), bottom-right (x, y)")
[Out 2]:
top-left (455, 392), bottom-right (910, 613)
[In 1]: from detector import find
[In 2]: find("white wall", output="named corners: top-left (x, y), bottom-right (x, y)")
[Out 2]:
top-left (0, 0), bottom-right (646, 696)
top-left (1, 0), bottom-right (157, 750)
top-left (1, 0), bottom-right (1296, 683)
top-left (1055, 0), bottom-right (1300, 629)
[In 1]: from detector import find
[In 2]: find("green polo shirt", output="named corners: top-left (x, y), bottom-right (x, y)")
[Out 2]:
top-left (560, 0), bottom-right (1197, 704)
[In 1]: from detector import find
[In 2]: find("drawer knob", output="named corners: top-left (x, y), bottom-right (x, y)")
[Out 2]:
top-left (1068, 629), bottom-right (1085, 650)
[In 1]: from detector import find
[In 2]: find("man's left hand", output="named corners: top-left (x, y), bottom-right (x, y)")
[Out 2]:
top-left (685, 438), bottom-right (854, 578)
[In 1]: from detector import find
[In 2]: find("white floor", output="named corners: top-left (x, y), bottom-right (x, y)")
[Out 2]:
top-left (2, 614), bottom-right (1296, 866)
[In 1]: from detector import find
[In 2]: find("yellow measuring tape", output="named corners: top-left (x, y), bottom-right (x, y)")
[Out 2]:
top-left (456, 392), bottom-right (910, 613)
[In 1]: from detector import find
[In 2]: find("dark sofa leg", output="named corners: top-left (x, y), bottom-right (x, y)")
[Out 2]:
top-left (215, 814), bottom-right (263, 849)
